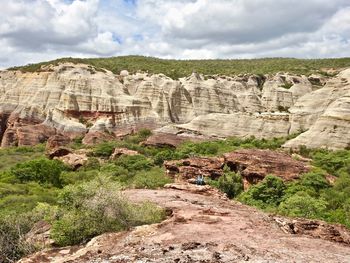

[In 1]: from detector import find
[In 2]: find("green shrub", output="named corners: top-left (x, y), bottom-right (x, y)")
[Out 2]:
top-left (114, 155), bottom-right (153, 172)
top-left (278, 192), bottom-right (327, 218)
top-left (138, 128), bottom-right (152, 139)
top-left (311, 150), bottom-right (350, 176)
top-left (10, 158), bottom-right (67, 187)
top-left (238, 175), bottom-right (286, 209)
top-left (51, 176), bottom-right (165, 246)
top-left (153, 149), bottom-right (176, 165)
top-left (214, 166), bottom-right (243, 198)
top-left (81, 157), bottom-right (101, 170)
top-left (0, 213), bottom-right (39, 262)
top-left (60, 170), bottom-right (97, 185)
top-left (132, 167), bottom-right (172, 189)
top-left (92, 142), bottom-right (117, 157)
top-left (299, 171), bottom-right (330, 193)
top-left (0, 182), bottom-right (58, 214)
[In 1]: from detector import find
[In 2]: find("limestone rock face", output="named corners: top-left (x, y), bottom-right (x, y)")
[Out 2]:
top-left (168, 112), bottom-right (291, 139)
top-left (284, 69), bottom-right (350, 149)
top-left (0, 63), bottom-right (349, 149)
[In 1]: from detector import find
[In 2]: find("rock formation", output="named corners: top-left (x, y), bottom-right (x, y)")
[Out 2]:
top-left (19, 186), bottom-right (350, 263)
top-left (164, 149), bottom-right (310, 188)
top-left (0, 63), bottom-right (349, 149)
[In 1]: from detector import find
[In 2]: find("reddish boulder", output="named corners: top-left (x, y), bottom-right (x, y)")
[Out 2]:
top-left (110, 148), bottom-right (139, 160)
top-left (82, 131), bottom-right (116, 145)
top-left (46, 134), bottom-right (71, 150)
top-left (223, 149), bottom-right (310, 188)
top-left (55, 153), bottom-right (88, 170)
top-left (143, 133), bottom-right (187, 148)
top-left (0, 113), bottom-right (55, 147)
top-left (25, 221), bottom-right (54, 248)
top-left (164, 157), bottom-right (224, 182)
top-left (47, 147), bottom-right (72, 159)
top-left (17, 124), bottom-right (56, 146)
top-left (273, 216), bottom-right (350, 245)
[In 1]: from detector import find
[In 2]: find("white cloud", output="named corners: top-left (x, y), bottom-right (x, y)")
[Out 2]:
top-left (0, 0), bottom-right (350, 69)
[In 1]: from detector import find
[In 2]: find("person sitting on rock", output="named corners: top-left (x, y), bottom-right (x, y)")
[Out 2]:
top-left (196, 174), bottom-right (205, 185)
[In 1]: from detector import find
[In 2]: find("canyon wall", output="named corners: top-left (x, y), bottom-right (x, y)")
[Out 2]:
top-left (0, 63), bottom-right (349, 149)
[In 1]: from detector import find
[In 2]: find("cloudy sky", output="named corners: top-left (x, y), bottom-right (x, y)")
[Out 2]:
top-left (1, 0), bottom-right (350, 68)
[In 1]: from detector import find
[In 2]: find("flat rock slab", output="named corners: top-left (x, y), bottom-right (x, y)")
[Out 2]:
top-left (20, 185), bottom-right (350, 263)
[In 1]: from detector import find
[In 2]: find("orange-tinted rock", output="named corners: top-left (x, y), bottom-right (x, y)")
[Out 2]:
top-left (17, 124), bottom-right (56, 146)
top-left (223, 149), bottom-right (310, 188)
top-left (47, 147), bottom-right (72, 159)
top-left (143, 133), bottom-right (192, 148)
top-left (19, 187), bottom-right (350, 263)
top-left (273, 216), bottom-right (350, 245)
top-left (82, 131), bottom-right (116, 145)
top-left (46, 134), bottom-right (71, 150)
top-left (110, 148), bottom-right (139, 160)
top-left (164, 150), bottom-right (309, 187)
top-left (55, 153), bottom-right (88, 170)
top-left (25, 221), bottom-right (54, 248)
top-left (164, 157), bottom-right (224, 181)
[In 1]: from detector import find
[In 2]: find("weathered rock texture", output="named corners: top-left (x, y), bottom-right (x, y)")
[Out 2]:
top-left (164, 150), bottom-right (310, 188)
top-left (165, 157), bottom-right (224, 181)
top-left (20, 186), bottom-right (350, 263)
top-left (224, 149), bottom-right (310, 187)
top-left (1, 63), bottom-right (349, 149)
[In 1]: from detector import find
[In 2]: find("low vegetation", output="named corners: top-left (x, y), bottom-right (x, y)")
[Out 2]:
top-left (9, 56), bottom-right (350, 79)
top-left (0, 130), bottom-right (349, 262)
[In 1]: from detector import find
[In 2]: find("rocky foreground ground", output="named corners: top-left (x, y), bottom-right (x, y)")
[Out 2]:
top-left (20, 184), bottom-right (350, 263)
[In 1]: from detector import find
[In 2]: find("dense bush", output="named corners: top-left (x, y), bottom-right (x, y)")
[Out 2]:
top-left (0, 144), bottom-right (45, 172)
top-left (279, 192), bottom-right (327, 218)
top-left (0, 182), bottom-right (58, 214)
top-left (92, 141), bottom-right (117, 157)
top-left (51, 176), bottom-right (165, 246)
top-left (209, 166), bottom-right (243, 198)
top-left (0, 213), bottom-right (39, 262)
top-left (114, 154), bottom-right (153, 172)
top-left (238, 176), bottom-right (286, 209)
top-left (310, 150), bottom-right (350, 176)
top-left (132, 167), bottom-right (172, 189)
top-left (10, 158), bottom-right (67, 187)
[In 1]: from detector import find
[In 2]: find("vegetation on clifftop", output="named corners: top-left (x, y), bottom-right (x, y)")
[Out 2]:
top-left (8, 55), bottom-right (350, 79)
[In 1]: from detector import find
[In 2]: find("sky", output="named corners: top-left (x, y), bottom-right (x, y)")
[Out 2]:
top-left (1, 0), bottom-right (350, 68)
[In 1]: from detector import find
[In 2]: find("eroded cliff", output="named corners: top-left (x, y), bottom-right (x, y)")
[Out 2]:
top-left (0, 63), bottom-right (349, 149)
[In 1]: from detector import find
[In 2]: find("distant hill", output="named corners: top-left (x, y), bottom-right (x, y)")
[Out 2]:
top-left (8, 55), bottom-right (350, 79)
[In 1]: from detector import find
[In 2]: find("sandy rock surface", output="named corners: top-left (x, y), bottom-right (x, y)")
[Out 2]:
top-left (20, 185), bottom-right (350, 263)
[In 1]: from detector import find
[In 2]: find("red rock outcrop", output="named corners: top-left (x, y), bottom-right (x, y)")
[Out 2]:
top-left (223, 149), bottom-right (310, 187)
top-left (164, 157), bottom-right (224, 181)
top-left (47, 147), bottom-right (72, 159)
top-left (46, 134), bottom-right (71, 150)
top-left (164, 150), bottom-right (309, 187)
top-left (143, 132), bottom-right (203, 148)
top-left (110, 147), bottom-right (139, 160)
top-left (272, 216), bottom-right (350, 244)
top-left (55, 153), bottom-right (88, 170)
top-left (19, 187), bottom-right (350, 263)
top-left (82, 131), bottom-right (116, 145)
top-left (25, 221), bottom-right (54, 249)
